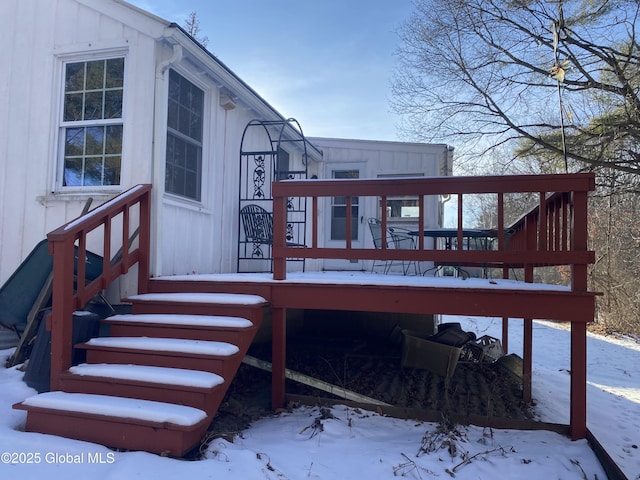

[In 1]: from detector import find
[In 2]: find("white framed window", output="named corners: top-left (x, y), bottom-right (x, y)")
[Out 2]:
top-left (60, 57), bottom-right (125, 188)
top-left (165, 69), bottom-right (204, 201)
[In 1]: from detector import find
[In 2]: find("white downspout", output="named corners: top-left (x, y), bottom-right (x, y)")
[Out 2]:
top-left (151, 42), bottom-right (183, 278)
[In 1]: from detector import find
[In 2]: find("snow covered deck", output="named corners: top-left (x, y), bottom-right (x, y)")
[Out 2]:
top-left (163, 271), bottom-right (572, 290)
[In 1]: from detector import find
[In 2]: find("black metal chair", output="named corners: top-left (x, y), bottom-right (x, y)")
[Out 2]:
top-left (367, 218), bottom-right (419, 275)
top-left (367, 218), bottom-right (388, 273)
top-left (240, 204), bottom-right (306, 248)
top-left (240, 204), bottom-right (274, 246)
top-left (387, 225), bottom-right (420, 275)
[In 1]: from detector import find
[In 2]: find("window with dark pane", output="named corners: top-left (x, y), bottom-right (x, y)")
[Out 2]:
top-left (63, 125), bottom-right (122, 187)
top-left (165, 70), bottom-right (203, 201)
top-left (61, 57), bottom-right (124, 187)
top-left (64, 58), bottom-right (123, 122)
top-left (330, 170), bottom-right (359, 241)
top-left (275, 148), bottom-right (290, 181)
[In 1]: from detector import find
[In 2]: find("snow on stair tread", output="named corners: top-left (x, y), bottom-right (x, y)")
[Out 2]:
top-left (127, 292), bottom-right (267, 306)
top-left (68, 363), bottom-right (224, 389)
top-left (105, 313), bottom-right (253, 328)
top-left (21, 391), bottom-right (207, 426)
top-left (84, 337), bottom-right (239, 356)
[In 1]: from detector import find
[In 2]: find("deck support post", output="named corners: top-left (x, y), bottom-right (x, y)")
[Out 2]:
top-left (570, 321), bottom-right (587, 440)
top-left (569, 190), bottom-right (590, 439)
top-left (501, 317), bottom-right (509, 354)
top-left (522, 264), bottom-right (534, 403)
top-left (271, 307), bottom-right (287, 409)
top-left (501, 266), bottom-right (509, 353)
top-left (523, 318), bottom-right (533, 403)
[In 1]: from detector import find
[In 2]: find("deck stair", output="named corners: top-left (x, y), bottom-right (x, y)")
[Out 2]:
top-left (14, 291), bottom-right (268, 456)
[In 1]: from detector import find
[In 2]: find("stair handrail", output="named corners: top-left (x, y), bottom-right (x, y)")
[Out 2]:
top-left (47, 184), bottom-right (152, 390)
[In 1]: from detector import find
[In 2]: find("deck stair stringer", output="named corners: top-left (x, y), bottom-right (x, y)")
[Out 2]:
top-left (14, 291), bottom-right (268, 456)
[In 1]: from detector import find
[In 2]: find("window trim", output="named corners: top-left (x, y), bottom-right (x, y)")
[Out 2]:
top-left (55, 50), bottom-right (128, 193)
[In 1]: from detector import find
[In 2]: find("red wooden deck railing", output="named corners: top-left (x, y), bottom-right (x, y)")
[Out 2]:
top-left (272, 173), bottom-right (595, 278)
top-left (47, 184), bottom-right (152, 390)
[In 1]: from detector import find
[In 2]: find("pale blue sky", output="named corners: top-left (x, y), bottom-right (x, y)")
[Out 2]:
top-left (126, 0), bottom-right (415, 141)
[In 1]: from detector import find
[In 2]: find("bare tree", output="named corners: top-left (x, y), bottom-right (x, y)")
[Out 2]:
top-left (589, 185), bottom-right (640, 334)
top-left (184, 11), bottom-right (209, 48)
top-left (393, 1), bottom-right (640, 333)
top-left (392, 0), bottom-right (640, 175)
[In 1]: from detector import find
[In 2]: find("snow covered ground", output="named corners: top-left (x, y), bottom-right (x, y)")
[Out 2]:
top-left (461, 315), bottom-right (640, 479)
top-left (0, 315), bottom-right (638, 479)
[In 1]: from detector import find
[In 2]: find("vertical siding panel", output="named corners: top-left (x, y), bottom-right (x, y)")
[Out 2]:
top-left (6, 0), bottom-right (35, 260)
top-left (220, 108), bottom-right (253, 272)
top-left (0, 0), bottom-right (20, 280)
top-left (98, 10), bottom-right (126, 41)
top-left (209, 90), bottom-right (226, 273)
top-left (74, 4), bottom-right (102, 44)
top-left (1, 0), bottom-right (57, 280)
top-left (25, 0), bottom-right (59, 253)
top-left (122, 28), bottom-right (155, 185)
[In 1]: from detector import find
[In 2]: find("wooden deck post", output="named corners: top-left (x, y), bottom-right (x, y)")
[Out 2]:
top-left (48, 240), bottom-right (76, 391)
top-left (501, 317), bottom-right (509, 354)
top-left (523, 318), bottom-right (533, 403)
top-left (137, 188), bottom-right (151, 294)
top-left (272, 196), bottom-right (286, 281)
top-left (271, 307), bottom-right (287, 409)
top-left (520, 208), bottom-right (538, 404)
top-left (570, 190), bottom-right (590, 440)
top-left (501, 266), bottom-right (509, 354)
top-left (570, 321), bottom-right (587, 440)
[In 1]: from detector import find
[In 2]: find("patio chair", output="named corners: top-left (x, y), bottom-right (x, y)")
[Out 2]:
top-left (367, 218), bottom-right (388, 273)
top-left (240, 204), bottom-right (306, 247)
top-left (240, 204), bottom-right (274, 246)
top-left (387, 226), bottom-right (420, 275)
top-left (367, 218), bottom-right (419, 275)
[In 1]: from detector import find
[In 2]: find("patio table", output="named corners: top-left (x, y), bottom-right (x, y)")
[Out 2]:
top-left (408, 228), bottom-right (499, 278)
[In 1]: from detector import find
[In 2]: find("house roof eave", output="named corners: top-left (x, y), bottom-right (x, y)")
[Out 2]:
top-left (162, 23), bottom-right (323, 162)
